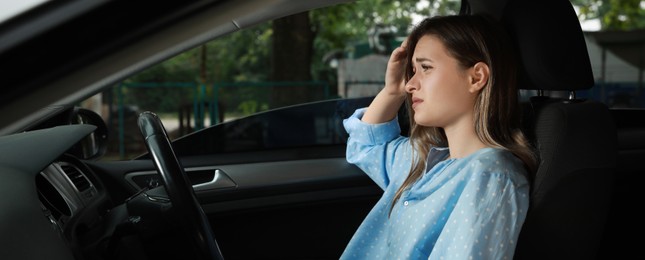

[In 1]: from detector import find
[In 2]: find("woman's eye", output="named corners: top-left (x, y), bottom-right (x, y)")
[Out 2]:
top-left (421, 65), bottom-right (432, 71)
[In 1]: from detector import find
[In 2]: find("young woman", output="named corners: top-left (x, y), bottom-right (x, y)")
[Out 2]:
top-left (341, 14), bottom-right (536, 259)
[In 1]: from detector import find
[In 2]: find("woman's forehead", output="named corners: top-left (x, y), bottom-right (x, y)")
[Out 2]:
top-left (412, 35), bottom-right (448, 62)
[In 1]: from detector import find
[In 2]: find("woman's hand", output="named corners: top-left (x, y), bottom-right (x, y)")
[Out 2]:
top-left (384, 39), bottom-right (408, 98)
top-left (361, 39), bottom-right (409, 124)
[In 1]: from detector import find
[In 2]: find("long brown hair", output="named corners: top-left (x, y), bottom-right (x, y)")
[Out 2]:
top-left (391, 14), bottom-right (537, 212)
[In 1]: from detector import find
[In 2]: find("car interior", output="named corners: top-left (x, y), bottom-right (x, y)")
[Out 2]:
top-left (0, 0), bottom-right (643, 259)
top-left (483, 0), bottom-right (617, 259)
top-left (474, 1), bottom-right (643, 259)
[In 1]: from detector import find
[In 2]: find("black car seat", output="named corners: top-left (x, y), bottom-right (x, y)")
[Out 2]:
top-left (462, 0), bottom-right (618, 259)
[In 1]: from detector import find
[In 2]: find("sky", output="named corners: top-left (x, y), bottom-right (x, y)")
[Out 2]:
top-left (573, 5), bottom-right (601, 31)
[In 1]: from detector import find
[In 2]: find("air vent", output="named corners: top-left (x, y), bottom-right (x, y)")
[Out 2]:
top-left (36, 174), bottom-right (72, 219)
top-left (61, 165), bottom-right (91, 192)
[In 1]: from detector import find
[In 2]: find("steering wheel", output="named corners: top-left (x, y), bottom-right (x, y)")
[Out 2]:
top-left (138, 111), bottom-right (224, 260)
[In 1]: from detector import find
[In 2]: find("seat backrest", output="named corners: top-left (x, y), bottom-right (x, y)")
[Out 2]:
top-left (463, 0), bottom-right (618, 259)
top-left (516, 98), bottom-right (616, 259)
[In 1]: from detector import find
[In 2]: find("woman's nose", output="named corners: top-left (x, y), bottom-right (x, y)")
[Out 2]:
top-left (405, 75), bottom-right (418, 93)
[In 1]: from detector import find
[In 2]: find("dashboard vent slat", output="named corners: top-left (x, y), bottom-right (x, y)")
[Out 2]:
top-left (61, 165), bottom-right (90, 192)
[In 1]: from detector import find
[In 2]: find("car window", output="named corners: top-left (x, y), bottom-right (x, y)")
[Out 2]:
top-left (168, 97), bottom-right (378, 157)
top-left (76, 0), bottom-right (444, 161)
top-left (572, 1), bottom-right (645, 108)
top-left (76, 0), bottom-right (645, 161)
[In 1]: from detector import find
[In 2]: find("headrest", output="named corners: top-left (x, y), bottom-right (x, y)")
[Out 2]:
top-left (462, 0), bottom-right (595, 91)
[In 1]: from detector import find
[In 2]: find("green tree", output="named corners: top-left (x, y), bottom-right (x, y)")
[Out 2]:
top-left (310, 0), bottom-right (458, 95)
top-left (206, 23), bottom-right (272, 83)
top-left (572, 0), bottom-right (645, 30)
top-left (270, 12), bottom-right (315, 108)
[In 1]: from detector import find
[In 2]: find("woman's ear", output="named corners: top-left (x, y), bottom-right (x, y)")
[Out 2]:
top-left (468, 62), bottom-right (490, 93)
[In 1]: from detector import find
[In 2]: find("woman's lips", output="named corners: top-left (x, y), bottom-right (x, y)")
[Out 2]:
top-left (411, 97), bottom-right (423, 109)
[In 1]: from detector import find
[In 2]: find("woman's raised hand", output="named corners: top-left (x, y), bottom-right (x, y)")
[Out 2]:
top-left (361, 39), bottom-right (409, 124)
top-left (384, 39), bottom-right (408, 98)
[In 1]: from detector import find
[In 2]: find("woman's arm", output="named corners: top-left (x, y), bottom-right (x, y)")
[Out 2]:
top-left (344, 108), bottom-right (411, 190)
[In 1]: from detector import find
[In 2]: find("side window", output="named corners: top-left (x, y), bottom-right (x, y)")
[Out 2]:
top-left (77, 1), bottom-right (447, 161)
top-left (580, 30), bottom-right (645, 108)
top-left (170, 97), bottom-right (375, 157)
top-left (572, 2), bottom-right (645, 108)
top-left (79, 1), bottom-right (643, 160)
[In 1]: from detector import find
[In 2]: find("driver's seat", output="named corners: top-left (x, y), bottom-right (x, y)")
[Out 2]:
top-left (462, 0), bottom-right (618, 259)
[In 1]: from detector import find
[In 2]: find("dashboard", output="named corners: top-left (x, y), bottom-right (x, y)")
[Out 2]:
top-left (38, 160), bottom-right (99, 232)
top-left (0, 108), bottom-right (113, 260)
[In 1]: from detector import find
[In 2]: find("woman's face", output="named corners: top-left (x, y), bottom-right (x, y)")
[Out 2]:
top-left (406, 35), bottom-right (477, 128)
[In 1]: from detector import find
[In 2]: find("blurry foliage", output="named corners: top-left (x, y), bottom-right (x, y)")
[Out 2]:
top-left (116, 0), bottom-right (644, 115)
top-left (573, 0), bottom-right (645, 30)
top-left (116, 0), bottom-right (458, 115)
top-left (238, 100), bottom-right (269, 115)
top-left (122, 0), bottom-right (456, 89)
top-left (116, 85), bottom-right (195, 113)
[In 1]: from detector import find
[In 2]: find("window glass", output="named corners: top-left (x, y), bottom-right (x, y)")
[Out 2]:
top-left (76, 0), bottom-right (453, 160)
top-left (77, 0), bottom-right (643, 161)
top-left (572, 1), bottom-right (645, 108)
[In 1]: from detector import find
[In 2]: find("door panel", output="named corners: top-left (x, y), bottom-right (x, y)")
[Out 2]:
top-left (85, 97), bottom-right (388, 258)
top-left (87, 155), bottom-right (381, 259)
top-left (192, 158), bottom-right (381, 258)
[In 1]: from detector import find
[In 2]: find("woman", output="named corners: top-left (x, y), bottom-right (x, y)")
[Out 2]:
top-left (341, 14), bottom-right (536, 259)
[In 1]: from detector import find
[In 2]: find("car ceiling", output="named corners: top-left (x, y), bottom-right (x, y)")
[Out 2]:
top-left (0, 0), bottom-right (353, 135)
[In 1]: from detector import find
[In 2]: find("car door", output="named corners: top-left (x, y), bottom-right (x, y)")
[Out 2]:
top-left (83, 96), bottom-right (412, 259)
